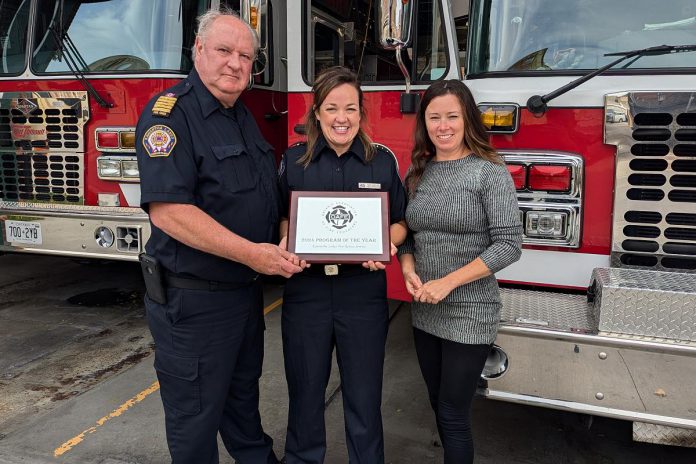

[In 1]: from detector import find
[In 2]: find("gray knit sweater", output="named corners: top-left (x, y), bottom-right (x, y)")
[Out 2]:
top-left (399, 155), bottom-right (523, 344)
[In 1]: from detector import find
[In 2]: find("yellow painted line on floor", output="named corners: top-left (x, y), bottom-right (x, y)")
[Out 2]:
top-left (54, 381), bottom-right (160, 457)
top-left (264, 297), bottom-right (283, 315)
top-left (54, 298), bottom-right (282, 457)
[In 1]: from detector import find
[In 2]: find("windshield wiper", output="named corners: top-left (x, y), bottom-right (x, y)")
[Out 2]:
top-left (48, 6), bottom-right (113, 109)
top-left (526, 44), bottom-right (696, 116)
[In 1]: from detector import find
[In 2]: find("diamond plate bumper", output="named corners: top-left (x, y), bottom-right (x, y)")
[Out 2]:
top-left (500, 287), bottom-right (594, 333)
top-left (590, 268), bottom-right (696, 342)
top-left (634, 422), bottom-right (696, 448)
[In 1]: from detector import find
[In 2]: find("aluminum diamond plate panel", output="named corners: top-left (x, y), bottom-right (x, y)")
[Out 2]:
top-left (591, 268), bottom-right (696, 341)
top-left (500, 287), bottom-right (594, 333)
top-left (633, 422), bottom-right (696, 448)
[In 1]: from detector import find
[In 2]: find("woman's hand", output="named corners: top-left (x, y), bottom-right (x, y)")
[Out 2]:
top-left (390, 242), bottom-right (397, 257)
top-left (362, 260), bottom-right (386, 271)
top-left (414, 276), bottom-right (456, 304)
top-left (403, 270), bottom-right (423, 297)
top-left (361, 242), bottom-right (397, 271)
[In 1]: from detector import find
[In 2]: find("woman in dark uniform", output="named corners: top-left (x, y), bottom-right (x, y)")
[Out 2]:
top-left (278, 66), bottom-right (407, 464)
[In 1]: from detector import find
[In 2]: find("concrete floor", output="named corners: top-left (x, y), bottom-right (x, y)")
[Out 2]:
top-left (1, 254), bottom-right (695, 463)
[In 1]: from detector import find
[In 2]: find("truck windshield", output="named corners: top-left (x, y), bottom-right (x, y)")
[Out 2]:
top-left (468, 0), bottom-right (696, 74)
top-left (0, 0), bottom-right (31, 75)
top-left (31, 0), bottom-right (206, 74)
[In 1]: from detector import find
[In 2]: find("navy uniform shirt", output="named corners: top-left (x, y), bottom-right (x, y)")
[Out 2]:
top-left (136, 69), bottom-right (280, 283)
top-left (279, 135), bottom-right (406, 225)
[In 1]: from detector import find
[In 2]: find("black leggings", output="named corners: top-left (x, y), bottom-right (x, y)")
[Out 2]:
top-left (413, 328), bottom-right (491, 464)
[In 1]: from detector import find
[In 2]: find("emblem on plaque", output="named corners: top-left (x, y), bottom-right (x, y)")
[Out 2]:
top-left (324, 204), bottom-right (355, 230)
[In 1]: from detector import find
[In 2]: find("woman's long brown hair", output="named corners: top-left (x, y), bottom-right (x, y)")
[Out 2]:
top-left (404, 80), bottom-right (502, 194)
top-left (298, 66), bottom-right (374, 167)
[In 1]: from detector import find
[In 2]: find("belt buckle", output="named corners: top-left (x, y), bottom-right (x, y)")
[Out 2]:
top-left (324, 264), bottom-right (339, 276)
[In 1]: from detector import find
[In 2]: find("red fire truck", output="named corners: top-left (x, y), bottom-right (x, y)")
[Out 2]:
top-left (2, 0), bottom-right (695, 447)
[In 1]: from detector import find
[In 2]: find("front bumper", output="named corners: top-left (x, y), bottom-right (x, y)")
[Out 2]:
top-left (0, 202), bottom-right (150, 260)
top-left (490, 281), bottom-right (696, 443)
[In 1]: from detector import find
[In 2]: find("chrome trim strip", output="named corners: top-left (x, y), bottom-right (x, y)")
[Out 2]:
top-left (0, 202), bottom-right (146, 216)
top-left (485, 390), bottom-right (696, 430)
top-left (0, 247), bottom-right (139, 261)
top-left (0, 73), bottom-right (188, 81)
top-left (498, 325), bottom-right (696, 356)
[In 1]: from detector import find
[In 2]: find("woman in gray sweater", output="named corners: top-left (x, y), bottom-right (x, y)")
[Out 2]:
top-left (398, 80), bottom-right (523, 463)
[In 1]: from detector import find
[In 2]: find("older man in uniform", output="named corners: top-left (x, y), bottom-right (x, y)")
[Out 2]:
top-left (136, 9), bottom-right (302, 464)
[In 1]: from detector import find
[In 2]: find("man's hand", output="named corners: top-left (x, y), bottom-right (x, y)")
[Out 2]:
top-left (278, 236), bottom-right (310, 269)
top-left (248, 243), bottom-right (304, 278)
top-left (414, 276), bottom-right (456, 304)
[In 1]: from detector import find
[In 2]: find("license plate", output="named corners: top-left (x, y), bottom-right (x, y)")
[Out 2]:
top-left (4, 220), bottom-right (43, 245)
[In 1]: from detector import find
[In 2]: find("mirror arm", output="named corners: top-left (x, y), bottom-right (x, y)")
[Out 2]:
top-left (396, 45), bottom-right (418, 113)
top-left (395, 47), bottom-right (411, 94)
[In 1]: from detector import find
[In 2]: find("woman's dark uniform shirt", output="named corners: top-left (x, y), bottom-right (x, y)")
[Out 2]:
top-left (278, 135), bottom-right (406, 225)
top-left (136, 69), bottom-right (280, 283)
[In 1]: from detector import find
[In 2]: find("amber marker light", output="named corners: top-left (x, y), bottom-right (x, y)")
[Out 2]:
top-left (478, 104), bottom-right (518, 133)
top-left (120, 131), bottom-right (136, 149)
top-left (250, 7), bottom-right (258, 28)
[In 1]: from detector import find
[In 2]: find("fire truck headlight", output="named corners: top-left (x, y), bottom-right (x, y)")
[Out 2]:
top-left (97, 158), bottom-right (121, 178)
top-left (526, 211), bottom-right (568, 238)
top-left (95, 226), bottom-right (115, 248)
top-left (121, 159), bottom-right (140, 179)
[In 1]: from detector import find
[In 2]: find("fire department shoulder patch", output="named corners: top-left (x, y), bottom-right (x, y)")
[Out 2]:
top-left (142, 125), bottom-right (177, 157)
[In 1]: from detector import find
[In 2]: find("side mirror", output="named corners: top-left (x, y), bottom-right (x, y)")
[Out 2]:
top-left (377, 0), bottom-right (418, 113)
top-left (377, 0), bottom-right (414, 50)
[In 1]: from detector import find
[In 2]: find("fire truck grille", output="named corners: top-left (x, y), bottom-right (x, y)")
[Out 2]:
top-left (606, 92), bottom-right (696, 273)
top-left (1, 152), bottom-right (83, 203)
top-left (0, 91), bottom-right (88, 205)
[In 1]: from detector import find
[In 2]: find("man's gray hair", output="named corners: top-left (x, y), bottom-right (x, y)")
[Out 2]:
top-left (192, 7), bottom-right (259, 61)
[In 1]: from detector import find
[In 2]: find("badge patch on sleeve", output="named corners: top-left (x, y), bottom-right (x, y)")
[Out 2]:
top-left (142, 125), bottom-right (177, 157)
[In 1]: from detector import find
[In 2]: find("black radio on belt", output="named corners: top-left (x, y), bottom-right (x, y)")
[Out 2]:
top-left (139, 253), bottom-right (167, 304)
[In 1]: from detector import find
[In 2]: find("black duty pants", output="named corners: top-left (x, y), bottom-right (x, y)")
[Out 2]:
top-left (413, 327), bottom-right (490, 464)
top-left (282, 270), bottom-right (389, 464)
top-left (146, 282), bottom-right (277, 464)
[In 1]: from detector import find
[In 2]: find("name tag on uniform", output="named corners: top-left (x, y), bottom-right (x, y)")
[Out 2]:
top-left (358, 182), bottom-right (381, 189)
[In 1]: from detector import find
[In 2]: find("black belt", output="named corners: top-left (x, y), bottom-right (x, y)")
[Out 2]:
top-left (302, 264), bottom-right (377, 277)
top-left (165, 273), bottom-right (257, 291)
